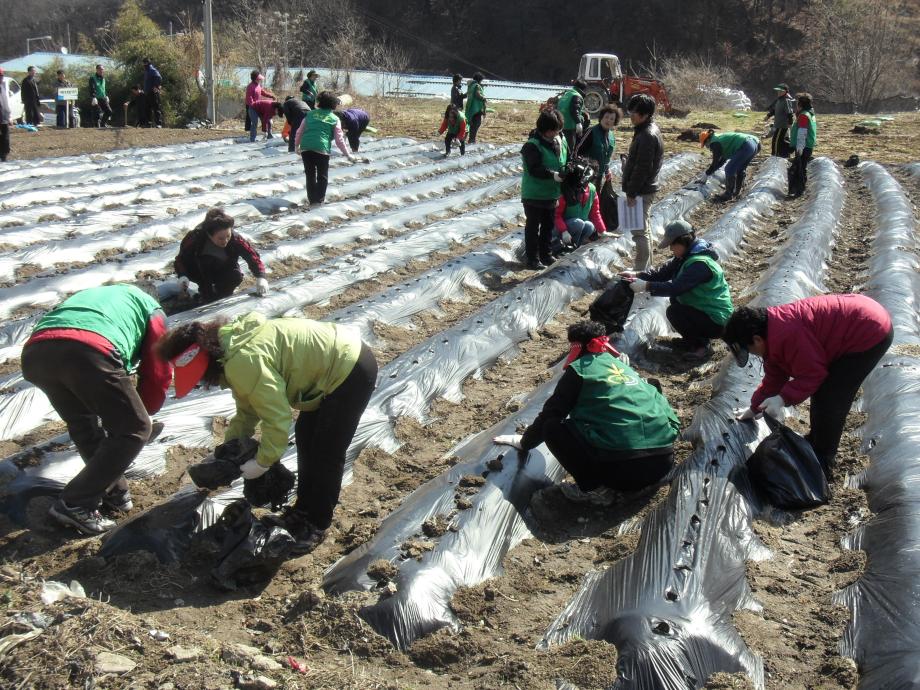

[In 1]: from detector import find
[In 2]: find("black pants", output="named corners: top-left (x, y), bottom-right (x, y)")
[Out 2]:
top-left (293, 344), bottom-right (377, 529)
top-left (808, 328), bottom-right (893, 469)
top-left (0, 124), bottom-right (9, 162)
top-left (94, 97), bottom-right (113, 127)
top-left (345, 128), bottom-right (362, 152)
top-left (56, 104), bottom-right (74, 128)
top-left (468, 112), bottom-right (483, 143)
top-left (287, 112), bottom-right (305, 153)
top-left (666, 302), bottom-right (724, 349)
top-left (22, 339), bottom-right (152, 509)
top-left (146, 90), bottom-right (163, 127)
top-left (563, 129), bottom-right (576, 154)
top-left (301, 150), bottom-right (331, 204)
top-left (25, 100), bottom-right (42, 126)
top-left (771, 126), bottom-right (790, 157)
top-left (789, 147), bottom-right (813, 197)
top-left (523, 202), bottom-right (555, 262)
top-left (544, 419), bottom-right (673, 492)
top-left (596, 174), bottom-right (618, 232)
top-left (445, 133), bottom-right (465, 155)
top-left (196, 266), bottom-right (243, 303)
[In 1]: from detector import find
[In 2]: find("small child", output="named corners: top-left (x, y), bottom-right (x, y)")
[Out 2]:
top-left (439, 104), bottom-right (467, 156)
top-left (553, 158), bottom-right (607, 253)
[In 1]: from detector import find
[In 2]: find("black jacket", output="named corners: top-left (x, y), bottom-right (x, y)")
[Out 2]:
top-left (521, 129), bottom-right (563, 207)
top-left (450, 85), bottom-right (465, 109)
top-left (640, 240), bottom-right (719, 298)
top-left (21, 75), bottom-right (40, 106)
top-left (175, 230), bottom-right (265, 284)
top-left (282, 98), bottom-right (310, 125)
top-left (621, 119), bottom-right (663, 198)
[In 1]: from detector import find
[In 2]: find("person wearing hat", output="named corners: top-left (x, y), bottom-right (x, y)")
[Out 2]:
top-left (620, 220), bottom-right (732, 361)
top-left (493, 320), bottom-right (679, 505)
top-left (558, 79), bottom-right (588, 152)
top-left (699, 129), bottom-right (761, 201)
top-left (300, 70), bottom-right (319, 109)
top-left (450, 73), bottom-right (466, 109)
top-left (765, 83), bottom-right (795, 157)
top-left (724, 294), bottom-right (892, 470)
top-left (0, 68), bottom-right (11, 162)
top-left (464, 72), bottom-right (487, 144)
top-left (158, 313), bottom-right (378, 555)
top-left (141, 57), bottom-right (163, 128)
top-left (20, 285), bottom-right (172, 535)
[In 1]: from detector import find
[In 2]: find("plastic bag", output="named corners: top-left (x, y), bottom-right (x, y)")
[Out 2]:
top-left (588, 279), bottom-right (635, 334)
top-left (187, 437), bottom-right (259, 490)
top-left (210, 500), bottom-right (294, 591)
top-left (243, 462), bottom-right (295, 511)
top-left (746, 414), bottom-right (829, 510)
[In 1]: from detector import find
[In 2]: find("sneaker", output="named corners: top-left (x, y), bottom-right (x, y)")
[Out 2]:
top-left (263, 507), bottom-right (326, 555)
top-left (558, 482), bottom-right (619, 506)
top-left (101, 487), bottom-right (134, 513)
top-left (525, 258), bottom-right (545, 270)
top-left (539, 255), bottom-right (556, 267)
top-left (459, 142), bottom-right (466, 155)
top-left (49, 500), bottom-right (116, 535)
top-left (266, 133), bottom-right (274, 140)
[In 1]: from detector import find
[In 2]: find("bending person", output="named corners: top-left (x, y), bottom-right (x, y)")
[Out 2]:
top-left (294, 91), bottom-right (357, 206)
top-left (700, 129), bottom-right (761, 201)
top-left (723, 294), bottom-right (892, 470)
top-left (494, 320), bottom-right (679, 505)
top-left (438, 104), bottom-right (467, 157)
top-left (335, 108), bottom-right (370, 152)
top-left (21, 284), bottom-right (171, 535)
top-left (175, 207), bottom-right (268, 303)
top-left (621, 220), bottom-right (732, 362)
top-left (159, 313), bottom-right (378, 554)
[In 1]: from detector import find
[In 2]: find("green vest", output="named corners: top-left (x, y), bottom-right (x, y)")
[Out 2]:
top-left (564, 183), bottom-right (596, 221)
top-left (586, 126), bottom-right (615, 176)
top-left (300, 108), bottom-right (339, 153)
top-left (33, 285), bottom-right (160, 373)
top-left (447, 112), bottom-right (466, 136)
top-left (90, 74), bottom-right (107, 99)
top-left (300, 79), bottom-right (317, 106)
top-left (675, 254), bottom-right (733, 325)
top-left (791, 110), bottom-right (817, 150)
top-left (710, 132), bottom-right (757, 157)
top-left (558, 88), bottom-right (582, 130)
top-left (520, 136), bottom-right (568, 201)
top-left (465, 81), bottom-right (485, 117)
top-left (568, 353), bottom-right (680, 451)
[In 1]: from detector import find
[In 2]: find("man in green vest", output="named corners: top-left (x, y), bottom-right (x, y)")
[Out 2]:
top-left (494, 320), bottom-right (679, 505)
top-left (621, 220), bottom-right (733, 362)
top-left (88, 64), bottom-right (112, 128)
top-left (20, 285), bottom-right (172, 535)
top-left (558, 78), bottom-right (587, 153)
top-left (300, 70), bottom-right (319, 109)
top-left (700, 129), bottom-right (761, 201)
top-left (464, 72), bottom-right (487, 143)
top-left (789, 91), bottom-right (817, 198)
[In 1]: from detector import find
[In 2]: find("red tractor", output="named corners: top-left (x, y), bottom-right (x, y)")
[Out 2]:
top-left (577, 53), bottom-right (676, 116)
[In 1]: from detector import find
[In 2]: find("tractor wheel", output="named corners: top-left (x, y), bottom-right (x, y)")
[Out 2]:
top-left (583, 87), bottom-right (608, 117)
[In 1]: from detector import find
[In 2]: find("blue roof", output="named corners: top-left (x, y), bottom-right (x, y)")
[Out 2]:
top-left (0, 52), bottom-right (116, 74)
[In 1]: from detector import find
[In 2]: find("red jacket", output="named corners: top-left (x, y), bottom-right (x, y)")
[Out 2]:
top-left (554, 186), bottom-right (607, 234)
top-left (751, 294), bottom-right (891, 409)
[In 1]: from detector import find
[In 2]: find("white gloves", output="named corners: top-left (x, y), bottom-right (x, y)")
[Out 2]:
top-left (629, 279), bottom-right (648, 293)
top-left (552, 171), bottom-right (564, 183)
top-left (493, 434), bottom-right (523, 450)
top-left (759, 395), bottom-right (787, 419)
top-left (91, 97), bottom-right (98, 107)
top-left (240, 458), bottom-right (269, 480)
top-left (575, 123), bottom-right (583, 137)
top-left (618, 270), bottom-right (638, 280)
top-left (255, 277), bottom-right (269, 296)
top-left (177, 276), bottom-right (190, 294)
top-left (736, 407), bottom-right (758, 421)
top-left (561, 231), bottom-right (573, 245)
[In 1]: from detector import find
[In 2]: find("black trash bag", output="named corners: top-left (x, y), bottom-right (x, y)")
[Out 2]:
top-left (210, 499), bottom-right (294, 590)
top-left (588, 279), bottom-right (635, 334)
top-left (243, 462), bottom-right (295, 511)
top-left (187, 437), bottom-right (259, 490)
top-left (746, 415), bottom-right (830, 510)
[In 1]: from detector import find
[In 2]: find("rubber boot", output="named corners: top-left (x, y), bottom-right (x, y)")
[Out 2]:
top-left (733, 171), bottom-right (746, 198)
top-left (715, 176), bottom-right (735, 202)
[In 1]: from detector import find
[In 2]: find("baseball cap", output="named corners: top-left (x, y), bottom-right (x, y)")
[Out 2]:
top-left (658, 219), bottom-right (694, 249)
top-left (773, 83), bottom-right (789, 92)
top-left (171, 344), bottom-right (210, 398)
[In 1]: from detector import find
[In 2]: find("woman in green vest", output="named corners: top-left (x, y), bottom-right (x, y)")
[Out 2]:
top-left (576, 103), bottom-right (621, 231)
top-left (293, 91), bottom-right (357, 206)
top-left (700, 128), bottom-right (761, 201)
top-left (21, 284), bottom-right (172, 535)
top-left (464, 72), bottom-right (487, 143)
top-left (621, 220), bottom-right (733, 362)
top-left (789, 91), bottom-right (817, 198)
top-left (521, 109), bottom-right (568, 270)
top-left (299, 70), bottom-right (319, 109)
top-left (438, 104), bottom-right (467, 156)
top-left (494, 320), bottom-right (679, 504)
top-left (158, 312), bottom-right (377, 555)
top-left (557, 78), bottom-right (587, 152)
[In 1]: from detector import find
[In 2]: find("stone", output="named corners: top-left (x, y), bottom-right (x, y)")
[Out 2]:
top-left (95, 651), bottom-right (136, 674)
top-left (166, 645), bottom-right (203, 662)
top-left (221, 643), bottom-right (281, 671)
top-left (235, 674), bottom-right (277, 690)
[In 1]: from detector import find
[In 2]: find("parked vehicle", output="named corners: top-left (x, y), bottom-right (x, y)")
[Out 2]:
top-left (577, 53), bottom-right (679, 116)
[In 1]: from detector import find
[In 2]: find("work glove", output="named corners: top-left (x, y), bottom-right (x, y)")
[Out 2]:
top-left (561, 230), bottom-right (573, 246)
top-left (575, 123), bottom-right (583, 137)
top-left (177, 276), bottom-right (190, 294)
top-left (91, 97), bottom-right (98, 107)
top-left (736, 407), bottom-right (759, 421)
top-left (629, 279), bottom-right (648, 293)
top-left (552, 171), bottom-right (564, 183)
top-left (255, 277), bottom-right (269, 296)
top-left (759, 395), bottom-right (787, 419)
top-left (618, 270), bottom-right (638, 280)
top-left (240, 458), bottom-right (269, 480)
top-left (493, 434), bottom-right (523, 450)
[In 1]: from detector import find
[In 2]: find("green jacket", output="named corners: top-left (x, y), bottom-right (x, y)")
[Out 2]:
top-left (300, 78), bottom-right (317, 107)
top-left (300, 108), bottom-right (339, 154)
top-left (521, 135), bottom-right (568, 201)
top-left (558, 88), bottom-right (582, 131)
top-left (564, 183), bottom-right (596, 220)
top-left (568, 353), bottom-right (680, 451)
top-left (675, 254), bottom-right (733, 325)
top-left (221, 312), bottom-right (362, 467)
top-left (465, 80), bottom-right (485, 118)
top-left (88, 74), bottom-right (107, 99)
top-left (791, 109), bottom-right (817, 150)
top-left (33, 285), bottom-right (160, 373)
top-left (709, 132), bottom-right (757, 158)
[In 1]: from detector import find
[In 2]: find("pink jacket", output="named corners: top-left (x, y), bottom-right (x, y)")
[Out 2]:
top-left (554, 187), bottom-right (607, 234)
top-left (751, 294), bottom-right (892, 409)
top-left (245, 82), bottom-right (262, 107)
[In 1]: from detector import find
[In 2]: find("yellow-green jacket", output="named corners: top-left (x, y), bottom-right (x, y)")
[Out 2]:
top-left (221, 312), bottom-right (362, 467)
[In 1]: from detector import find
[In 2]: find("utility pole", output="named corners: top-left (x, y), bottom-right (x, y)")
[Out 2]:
top-left (203, 0), bottom-right (216, 123)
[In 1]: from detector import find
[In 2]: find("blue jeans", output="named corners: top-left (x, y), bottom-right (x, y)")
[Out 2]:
top-left (565, 218), bottom-right (595, 247)
top-left (724, 139), bottom-right (760, 178)
top-left (248, 106), bottom-right (259, 142)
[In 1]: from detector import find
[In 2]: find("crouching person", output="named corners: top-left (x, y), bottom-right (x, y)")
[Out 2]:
top-left (158, 312), bottom-right (377, 554)
top-left (494, 320), bottom-right (679, 505)
top-left (554, 157), bottom-right (606, 253)
top-left (21, 285), bottom-right (171, 535)
top-left (621, 220), bottom-right (732, 362)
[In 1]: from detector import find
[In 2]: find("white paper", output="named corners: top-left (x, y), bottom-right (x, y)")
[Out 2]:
top-left (617, 194), bottom-right (644, 232)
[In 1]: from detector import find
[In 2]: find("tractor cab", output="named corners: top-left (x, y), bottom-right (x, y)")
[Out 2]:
top-left (578, 53), bottom-right (622, 87)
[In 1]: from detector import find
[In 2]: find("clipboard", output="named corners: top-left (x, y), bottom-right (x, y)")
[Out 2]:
top-left (616, 194), bottom-right (645, 232)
